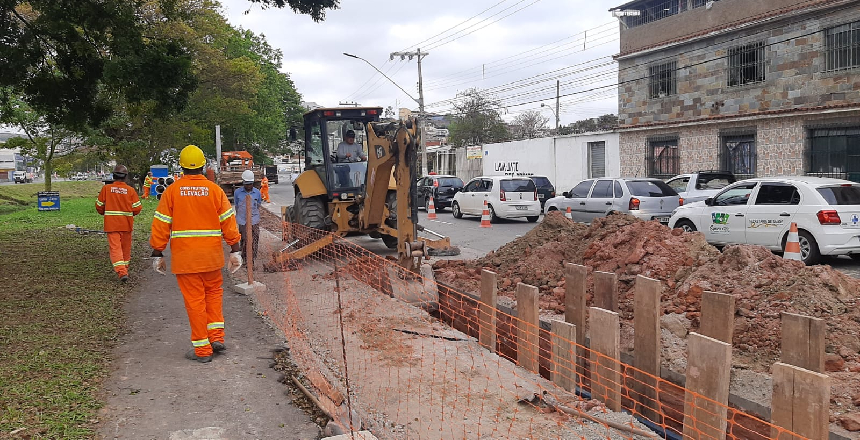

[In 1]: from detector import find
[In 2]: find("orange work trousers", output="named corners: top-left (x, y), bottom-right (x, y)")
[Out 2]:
top-left (176, 269), bottom-right (225, 357)
top-left (107, 231), bottom-right (132, 278)
top-left (142, 186), bottom-right (150, 199)
top-left (261, 187), bottom-right (270, 202)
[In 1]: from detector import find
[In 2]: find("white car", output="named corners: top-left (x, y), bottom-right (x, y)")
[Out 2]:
top-left (665, 171), bottom-right (736, 205)
top-left (668, 176), bottom-right (860, 265)
top-left (451, 176), bottom-right (541, 223)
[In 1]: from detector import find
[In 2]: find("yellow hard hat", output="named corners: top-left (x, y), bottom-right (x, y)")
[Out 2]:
top-left (179, 145), bottom-right (205, 169)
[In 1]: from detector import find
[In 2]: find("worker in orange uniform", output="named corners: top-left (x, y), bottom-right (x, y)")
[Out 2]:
top-left (96, 165), bottom-right (142, 283)
top-left (150, 145), bottom-right (243, 364)
top-left (260, 175), bottom-right (270, 203)
top-left (142, 171), bottom-right (153, 200)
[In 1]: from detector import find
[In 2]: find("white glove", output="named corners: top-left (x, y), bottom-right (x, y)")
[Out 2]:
top-left (152, 257), bottom-right (167, 275)
top-left (228, 252), bottom-right (243, 274)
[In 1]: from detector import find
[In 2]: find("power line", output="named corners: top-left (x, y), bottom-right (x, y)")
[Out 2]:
top-left (395, 0), bottom-right (512, 53)
top-left (423, 0), bottom-right (545, 52)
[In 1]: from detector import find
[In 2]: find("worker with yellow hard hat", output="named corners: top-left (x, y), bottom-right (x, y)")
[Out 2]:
top-left (150, 145), bottom-right (243, 363)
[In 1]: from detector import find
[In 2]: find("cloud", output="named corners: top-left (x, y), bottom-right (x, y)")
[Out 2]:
top-left (220, 0), bottom-right (621, 124)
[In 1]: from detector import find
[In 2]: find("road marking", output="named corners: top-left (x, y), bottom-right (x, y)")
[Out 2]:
top-left (431, 220), bottom-right (453, 225)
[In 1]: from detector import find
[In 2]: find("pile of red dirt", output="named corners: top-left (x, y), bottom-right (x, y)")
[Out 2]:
top-left (433, 211), bottom-right (860, 417)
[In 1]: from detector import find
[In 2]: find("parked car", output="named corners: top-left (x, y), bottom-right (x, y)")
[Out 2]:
top-left (544, 178), bottom-right (680, 224)
top-left (669, 176), bottom-right (860, 265)
top-left (417, 174), bottom-right (464, 211)
top-left (666, 171), bottom-right (736, 205)
top-left (451, 176), bottom-right (541, 223)
top-left (264, 165), bottom-right (279, 184)
top-left (13, 171), bottom-right (32, 184)
top-left (529, 175), bottom-right (556, 209)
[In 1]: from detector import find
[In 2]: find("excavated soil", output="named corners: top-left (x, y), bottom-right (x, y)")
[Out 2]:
top-left (433, 211), bottom-right (860, 421)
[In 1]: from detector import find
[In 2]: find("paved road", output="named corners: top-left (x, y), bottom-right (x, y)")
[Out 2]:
top-left (263, 173), bottom-right (860, 277)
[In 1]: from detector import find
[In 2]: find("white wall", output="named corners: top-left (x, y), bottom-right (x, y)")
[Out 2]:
top-left (481, 132), bottom-right (620, 192)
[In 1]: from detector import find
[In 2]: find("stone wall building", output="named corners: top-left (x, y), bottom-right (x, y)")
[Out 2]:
top-left (611, 0), bottom-right (860, 180)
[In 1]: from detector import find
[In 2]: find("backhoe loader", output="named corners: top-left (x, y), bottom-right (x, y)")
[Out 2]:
top-left (270, 107), bottom-right (458, 272)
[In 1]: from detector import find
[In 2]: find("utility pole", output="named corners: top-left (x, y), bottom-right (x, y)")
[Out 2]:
top-left (555, 80), bottom-right (560, 132)
top-left (390, 48), bottom-right (429, 176)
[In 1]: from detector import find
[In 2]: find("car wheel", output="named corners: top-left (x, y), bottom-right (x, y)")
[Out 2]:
top-left (850, 254), bottom-right (860, 261)
top-left (675, 219), bottom-right (697, 233)
top-left (488, 204), bottom-right (499, 223)
top-left (526, 216), bottom-right (539, 223)
top-left (783, 229), bottom-right (821, 265)
top-left (452, 202), bottom-right (463, 219)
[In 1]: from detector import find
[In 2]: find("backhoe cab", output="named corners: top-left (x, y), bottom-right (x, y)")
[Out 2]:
top-left (273, 107), bottom-right (457, 272)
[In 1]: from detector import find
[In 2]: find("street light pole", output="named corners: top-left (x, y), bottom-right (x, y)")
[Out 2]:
top-left (541, 103), bottom-right (559, 134)
top-left (390, 49), bottom-right (429, 177)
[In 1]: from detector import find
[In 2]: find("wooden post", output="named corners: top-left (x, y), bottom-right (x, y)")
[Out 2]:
top-left (633, 275), bottom-right (661, 423)
top-left (479, 270), bottom-right (498, 353)
top-left (683, 333), bottom-right (731, 440)
top-left (593, 271), bottom-right (617, 312)
top-left (564, 264), bottom-right (587, 386)
top-left (589, 307), bottom-right (621, 411)
top-left (780, 312), bottom-right (825, 373)
top-left (551, 320), bottom-right (576, 392)
top-left (245, 194), bottom-right (254, 284)
top-left (516, 283), bottom-right (539, 373)
top-left (700, 291), bottom-right (735, 344)
top-left (771, 362), bottom-right (830, 440)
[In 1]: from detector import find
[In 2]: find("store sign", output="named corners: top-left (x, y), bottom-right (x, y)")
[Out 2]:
top-left (466, 145), bottom-right (482, 159)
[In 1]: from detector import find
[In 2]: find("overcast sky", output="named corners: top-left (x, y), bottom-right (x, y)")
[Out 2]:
top-left (219, 0), bottom-right (621, 125)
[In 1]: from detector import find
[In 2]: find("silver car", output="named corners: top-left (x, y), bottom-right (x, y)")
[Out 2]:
top-left (543, 178), bottom-right (681, 224)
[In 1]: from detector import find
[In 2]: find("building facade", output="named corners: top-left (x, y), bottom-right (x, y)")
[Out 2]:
top-left (612, 0), bottom-right (860, 181)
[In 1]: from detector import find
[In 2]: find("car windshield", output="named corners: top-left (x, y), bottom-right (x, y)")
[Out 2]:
top-left (531, 177), bottom-right (552, 187)
top-left (817, 185), bottom-right (860, 205)
top-left (437, 177), bottom-right (463, 187)
top-left (626, 180), bottom-right (677, 197)
top-left (697, 174), bottom-right (736, 190)
top-left (501, 179), bottom-right (536, 192)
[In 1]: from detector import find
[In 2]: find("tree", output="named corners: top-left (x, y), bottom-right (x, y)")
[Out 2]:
top-left (568, 114), bottom-right (619, 134)
top-left (1, 95), bottom-right (79, 191)
top-left (511, 110), bottom-right (549, 140)
top-left (0, 1), bottom-right (197, 129)
top-left (246, 0), bottom-right (339, 21)
top-left (447, 89), bottom-right (509, 147)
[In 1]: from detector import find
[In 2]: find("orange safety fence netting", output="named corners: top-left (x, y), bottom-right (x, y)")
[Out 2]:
top-left (238, 220), bottom-right (809, 440)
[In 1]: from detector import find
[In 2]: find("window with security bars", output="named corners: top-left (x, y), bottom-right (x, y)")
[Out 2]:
top-left (807, 128), bottom-right (860, 182)
top-left (728, 42), bottom-right (765, 87)
top-left (588, 141), bottom-right (606, 178)
top-left (825, 21), bottom-right (860, 71)
top-left (648, 61), bottom-right (677, 98)
top-left (646, 139), bottom-right (679, 179)
top-left (722, 135), bottom-right (757, 180)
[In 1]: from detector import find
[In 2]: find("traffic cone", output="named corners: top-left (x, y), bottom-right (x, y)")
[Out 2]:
top-left (565, 206), bottom-right (573, 220)
top-left (480, 200), bottom-right (492, 228)
top-left (783, 222), bottom-right (802, 261)
top-left (427, 196), bottom-right (438, 220)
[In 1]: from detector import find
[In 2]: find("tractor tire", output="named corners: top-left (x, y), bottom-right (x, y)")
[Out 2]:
top-left (295, 190), bottom-right (326, 230)
top-left (381, 234), bottom-right (399, 249)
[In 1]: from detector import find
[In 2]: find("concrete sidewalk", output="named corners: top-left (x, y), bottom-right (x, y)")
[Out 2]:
top-left (96, 250), bottom-right (318, 440)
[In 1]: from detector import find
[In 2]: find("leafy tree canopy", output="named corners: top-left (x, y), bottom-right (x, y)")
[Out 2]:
top-left (447, 88), bottom-right (509, 147)
top-left (246, 0), bottom-right (339, 21)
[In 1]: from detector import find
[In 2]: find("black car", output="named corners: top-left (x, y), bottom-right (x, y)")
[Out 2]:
top-left (417, 175), bottom-right (464, 211)
top-left (530, 175), bottom-right (556, 208)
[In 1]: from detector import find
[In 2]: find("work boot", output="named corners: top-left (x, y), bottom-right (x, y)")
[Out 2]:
top-left (211, 341), bottom-right (226, 353)
top-left (185, 348), bottom-right (212, 363)
top-left (119, 275), bottom-right (129, 283)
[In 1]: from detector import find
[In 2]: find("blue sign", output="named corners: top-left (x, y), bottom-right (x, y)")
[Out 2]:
top-left (37, 191), bottom-right (60, 211)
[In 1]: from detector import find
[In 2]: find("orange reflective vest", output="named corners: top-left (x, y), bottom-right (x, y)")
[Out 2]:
top-left (261, 176), bottom-right (269, 188)
top-left (96, 182), bottom-right (142, 232)
top-left (150, 175), bottom-right (241, 274)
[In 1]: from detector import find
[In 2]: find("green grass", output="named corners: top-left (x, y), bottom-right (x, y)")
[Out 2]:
top-left (0, 193), bottom-right (156, 439)
top-left (0, 181), bottom-right (105, 216)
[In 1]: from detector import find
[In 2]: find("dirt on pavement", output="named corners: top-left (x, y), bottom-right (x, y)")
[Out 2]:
top-left (96, 247), bottom-right (320, 440)
top-left (433, 211), bottom-right (860, 423)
